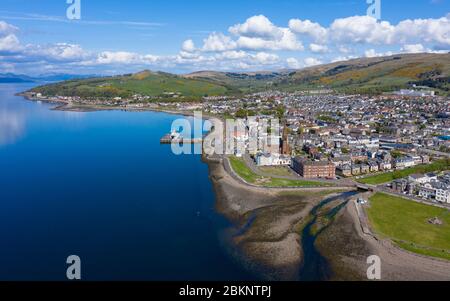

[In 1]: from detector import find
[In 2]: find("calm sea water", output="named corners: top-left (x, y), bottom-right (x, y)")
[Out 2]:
top-left (0, 83), bottom-right (254, 281)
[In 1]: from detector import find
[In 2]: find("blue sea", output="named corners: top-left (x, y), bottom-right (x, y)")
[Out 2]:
top-left (0, 83), bottom-right (253, 281)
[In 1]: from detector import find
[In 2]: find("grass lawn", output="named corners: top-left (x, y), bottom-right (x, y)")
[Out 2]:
top-left (229, 156), bottom-right (332, 188)
top-left (259, 166), bottom-right (293, 177)
top-left (358, 159), bottom-right (450, 185)
top-left (367, 192), bottom-right (450, 260)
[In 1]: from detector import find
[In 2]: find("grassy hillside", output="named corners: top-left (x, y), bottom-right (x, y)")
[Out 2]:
top-left (30, 70), bottom-right (234, 101)
top-left (282, 53), bottom-right (450, 94)
top-left (186, 53), bottom-right (450, 95)
top-left (183, 70), bottom-right (284, 93)
top-left (29, 53), bottom-right (450, 100)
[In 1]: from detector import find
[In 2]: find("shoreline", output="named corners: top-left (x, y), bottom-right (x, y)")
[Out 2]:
top-left (202, 153), bottom-right (355, 280)
top-left (19, 92), bottom-right (450, 281)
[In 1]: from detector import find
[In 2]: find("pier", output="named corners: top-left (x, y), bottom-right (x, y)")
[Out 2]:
top-left (160, 134), bottom-right (203, 144)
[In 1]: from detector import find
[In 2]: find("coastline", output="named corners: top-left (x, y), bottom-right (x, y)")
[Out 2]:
top-left (19, 92), bottom-right (450, 281)
top-left (202, 153), bottom-right (355, 280)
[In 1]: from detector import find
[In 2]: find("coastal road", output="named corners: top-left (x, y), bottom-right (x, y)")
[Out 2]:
top-left (241, 154), bottom-right (356, 187)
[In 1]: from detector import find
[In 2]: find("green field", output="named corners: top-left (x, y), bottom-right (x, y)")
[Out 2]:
top-left (228, 156), bottom-right (332, 188)
top-left (358, 159), bottom-right (450, 185)
top-left (367, 193), bottom-right (450, 260)
top-left (258, 166), bottom-right (293, 176)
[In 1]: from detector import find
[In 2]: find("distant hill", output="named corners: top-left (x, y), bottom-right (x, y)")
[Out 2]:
top-left (0, 73), bottom-right (94, 83)
top-left (185, 53), bottom-right (450, 95)
top-left (281, 53), bottom-right (450, 94)
top-left (26, 53), bottom-right (450, 99)
top-left (28, 70), bottom-right (236, 101)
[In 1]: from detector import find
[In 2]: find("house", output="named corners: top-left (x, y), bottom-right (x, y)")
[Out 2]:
top-left (421, 155), bottom-right (430, 164)
top-left (418, 184), bottom-right (436, 199)
top-left (408, 174), bottom-right (430, 184)
top-left (256, 153), bottom-right (273, 166)
top-left (360, 164), bottom-right (370, 174)
top-left (336, 164), bottom-right (352, 177)
top-left (393, 179), bottom-right (408, 193)
top-left (394, 157), bottom-right (416, 169)
top-left (436, 188), bottom-right (450, 203)
top-left (351, 164), bottom-right (362, 176)
top-left (378, 160), bottom-right (392, 171)
top-left (368, 160), bottom-right (379, 172)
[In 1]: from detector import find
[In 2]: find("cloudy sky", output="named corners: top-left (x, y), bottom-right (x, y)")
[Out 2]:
top-left (0, 0), bottom-right (449, 75)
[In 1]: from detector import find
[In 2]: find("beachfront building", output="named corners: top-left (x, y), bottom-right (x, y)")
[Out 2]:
top-left (292, 157), bottom-right (336, 179)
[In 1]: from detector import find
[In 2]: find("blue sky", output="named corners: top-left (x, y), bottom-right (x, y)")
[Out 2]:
top-left (0, 0), bottom-right (449, 75)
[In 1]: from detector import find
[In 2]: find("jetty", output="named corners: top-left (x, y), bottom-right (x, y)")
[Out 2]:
top-left (160, 133), bottom-right (203, 144)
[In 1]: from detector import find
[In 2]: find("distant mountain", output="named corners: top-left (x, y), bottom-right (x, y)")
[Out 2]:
top-left (184, 53), bottom-right (450, 95)
top-left (26, 53), bottom-right (450, 99)
top-left (0, 73), bottom-right (96, 83)
top-left (0, 73), bottom-right (35, 83)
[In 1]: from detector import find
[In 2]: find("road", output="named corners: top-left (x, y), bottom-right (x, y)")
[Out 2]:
top-left (241, 153), bottom-right (355, 187)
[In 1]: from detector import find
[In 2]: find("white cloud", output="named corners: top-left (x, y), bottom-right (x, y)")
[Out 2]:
top-left (400, 44), bottom-right (427, 53)
top-left (229, 15), bottom-right (281, 39)
top-left (286, 57), bottom-right (301, 69)
top-left (253, 52), bottom-right (279, 64)
top-left (215, 50), bottom-right (248, 60)
top-left (303, 57), bottom-right (322, 67)
top-left (364, 49), bottom-right (379, 58)
top-left (309, 43), bottom-right (328, 53)
top-left (289, 19), bottom-right (327, 43)
top-left (28, 43), bottom-right (87, 61)
top-left (330, 16), bottom-right (395, 45)
top-left (181, 39), bottom-right (196, 52)
top-left (364, 49), bottom-right (394, 58)
top-left (2, 13), bottom-right (450, 74)
top-left (0, 21), bottom-right (18, 35)
top-left (228, 15), bottom-right (303, 51)
top-left (236, 29), bottom-right (303, 51)
top-left (394, 15), bottom-right (450, 46)
top-left (0, 34), bottom-right (21, 52)
top-left (93, 51), bottom-right (146, 65)
top-left (327, 14), bottom-right (450, 47)
top-left (202, 32), bottom-right (237, 52)
top-left (0, 21), bottom-right (21, 52)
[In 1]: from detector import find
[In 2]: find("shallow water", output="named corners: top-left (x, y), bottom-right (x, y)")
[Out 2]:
top-left (299, 191), bottom-right (359, 281)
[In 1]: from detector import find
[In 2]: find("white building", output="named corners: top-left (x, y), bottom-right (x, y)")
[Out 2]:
top-left (436, 189), bottom-right (450, 203)
top-left (256, 153), bottom-right (292, 166)
top-left (394, 157), bottom-right (416, 169)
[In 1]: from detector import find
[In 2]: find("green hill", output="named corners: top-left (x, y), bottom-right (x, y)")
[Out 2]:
top-left (185, 53), bottom-right (450, 95)
top-left (28, 53), bottom-right (450, 100)
top-left (284, 53), bottom-right (450, 94)
top-left (29, 70), bottom-right (235, 101)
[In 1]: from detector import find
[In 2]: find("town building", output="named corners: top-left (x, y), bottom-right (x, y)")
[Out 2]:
top-left (292, 157), bottom-right (336, 179)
